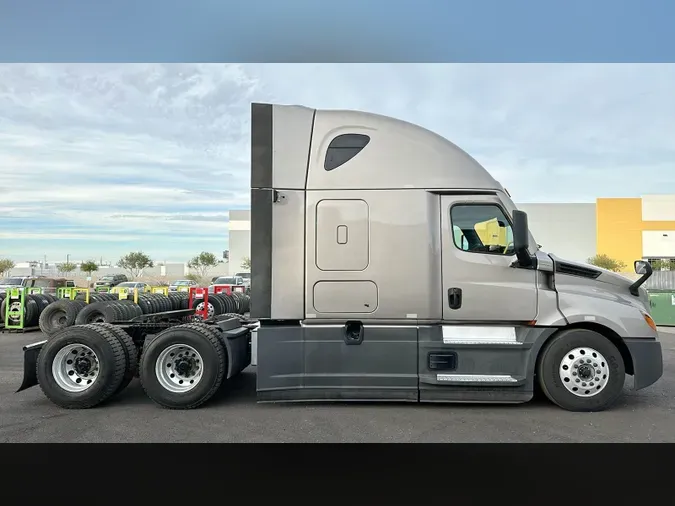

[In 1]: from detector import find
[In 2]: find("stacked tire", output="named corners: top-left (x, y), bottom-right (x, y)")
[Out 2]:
top-left (39, 299), bottom-right (87, 336)
top-left (188, 292), bottom-right (250, 320)
top-left (75, 293), bottom-right (118, 303)
top-left (1, 292), bottom-right (59, 329)
top-left (74, 300), bottom-right (143, 325)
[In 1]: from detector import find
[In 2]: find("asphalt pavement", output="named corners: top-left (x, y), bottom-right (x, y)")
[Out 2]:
top-left (1, 327), bottom-right (674, 443)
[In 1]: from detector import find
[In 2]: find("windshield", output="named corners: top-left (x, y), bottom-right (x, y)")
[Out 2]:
top-left (99, 276), bottom-right (114, 281)
top-left (173, 280), bottom-right (190, 285)
top-left (117, 282), bottom-right (137, 287)
top-left (235, 273), bottom-right (251, 279)
top-left (214, 277), bottom-right (237, 284)
top-left (0, 277), bottom-right (23, 285)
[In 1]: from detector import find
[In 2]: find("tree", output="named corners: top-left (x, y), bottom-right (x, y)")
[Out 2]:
top-left (56, 262), bottom-right (77, 276)
top-left (118, 251), bottom-right (154, 279)
top-left (187, 251), bottom-right (219, 277)
top-left (587, 254), bottom-right (626, 272)
top-left (651, 259), bottom-right (674, 271)
top-left (80, 260), bottom-right (99, 277)
top-left (0, 258), bottom-right (14, 277)
top-left (185, 273), bottom-right (202, 283)
top-left (241, 256), bottom-right (251, 271)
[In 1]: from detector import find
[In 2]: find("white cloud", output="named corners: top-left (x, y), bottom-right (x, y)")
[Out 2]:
top-left (1, 63), bottom-right (675, 261)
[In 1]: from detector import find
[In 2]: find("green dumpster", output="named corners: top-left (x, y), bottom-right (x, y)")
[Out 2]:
top-left (648, 291), bottom-right (675, 326)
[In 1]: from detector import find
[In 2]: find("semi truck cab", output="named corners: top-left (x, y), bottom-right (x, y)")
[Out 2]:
top-left (250, 102), bottom-right (663, 412)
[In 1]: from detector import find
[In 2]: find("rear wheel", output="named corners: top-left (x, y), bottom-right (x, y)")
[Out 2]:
top-left (139, 323), bottom-right (226, 409)
top-left (92, 323), bottom-right (138, 395)
top-left (36, 324), bottom-right (127, 409)
top-left (537, 328), bottom-right (625, 412)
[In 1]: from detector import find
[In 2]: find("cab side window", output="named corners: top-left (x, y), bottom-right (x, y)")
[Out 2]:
top-left (451, 204), bottom-right (514, 255)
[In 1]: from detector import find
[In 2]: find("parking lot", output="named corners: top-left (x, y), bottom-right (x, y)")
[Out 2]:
top-left (1, 327), bottom-right (674, 443)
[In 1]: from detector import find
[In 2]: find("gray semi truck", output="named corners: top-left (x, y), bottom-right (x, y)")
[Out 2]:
top-left (16, 102), bottom-right (663, 413)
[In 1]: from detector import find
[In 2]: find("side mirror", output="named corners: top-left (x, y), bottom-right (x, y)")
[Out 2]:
top-left (634, 260), bottom-right (649, 275)
top-left (512, 210), bottom-right (533, 268)
top-left (630, 260), bottom-right (653, 296)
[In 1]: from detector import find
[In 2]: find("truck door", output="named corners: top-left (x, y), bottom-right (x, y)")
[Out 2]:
top-left (417, 194), bottom-right (539, 403)
top-left (440, 194), bottom-right (537, 322)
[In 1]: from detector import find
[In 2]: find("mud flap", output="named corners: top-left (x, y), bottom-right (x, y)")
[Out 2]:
top-left (16, 340), bottom-right (47, 393)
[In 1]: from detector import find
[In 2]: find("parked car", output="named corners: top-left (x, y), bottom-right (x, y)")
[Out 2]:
top-left (110, 281), bottom-right (151, 295)
top-left (168, 279), bottom-right (199, 292)
top-left (0, 277), bottom-right (73, 296)
top-left (234, 272), bottom-right (251, 287)
top-left (0, 276), bottom-right (29, 295)
top-left (28, 277), bottom-right (73, 295)
top-left (94, 274), bottom-right (128, 291)
top-left (208, 276), bottom-right (245, 293)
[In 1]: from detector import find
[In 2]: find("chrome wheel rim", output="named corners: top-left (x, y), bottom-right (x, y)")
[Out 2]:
top-left (155, 344), bottom-right (204, 393)
top-left (559, 347), bottom-right (610, 397)
top-left (194, 302), bottom-right (214, 319)
top-left (52, 344), bottom-right (100, 393)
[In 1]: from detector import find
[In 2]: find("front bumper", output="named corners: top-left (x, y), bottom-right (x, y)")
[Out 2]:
top-left (624, 338), bottom-right (663, 390)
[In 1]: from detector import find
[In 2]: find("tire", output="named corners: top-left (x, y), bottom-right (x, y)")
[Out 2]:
top-left (92, 323), bottom-right (138, 395)
top-left (168, 294), bottom-right (180, 311)
top-left (74, 301), bottom-right (119, 325)
top-left (210, 295), bottom-right (229, 315)
top-left (139, 323), bottom-right (226, 409)
top-left (151, 295), bottom-right (170, 313)
top-left (230, 293), bottom-right (243, 314)
top-left (1, 296), bottom-right (39, 327)
top-left (216, 294), bottom-right (234, 314)
top-left (36, 324), bottom-right (127, 409)
top-left (32, 294), bottom-right (52, 315)
top-left (222, 313), bottom-right (246, 322)
top-left (39, 300), bottom-right (80, 336)
top-left (189, 298), bottom-right (215, 320)
top-left (144, 296), bottom-right (158, 314)
top-left (241, 294), bottom-right (250, 313)
top-left (104, 301), bottom-right (128, 322)
top-left (43, 293), bottom-right (58, 304)
top-left (536, 328), bottom-right (626, 412)
top-left (161, 296), bottom-right (171, 312)
top-left (136, 296), bottom-right (152, 314)
top-left (24, 295), bottom-right (40, 326)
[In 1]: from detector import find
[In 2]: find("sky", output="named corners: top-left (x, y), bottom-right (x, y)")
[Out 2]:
top-left (2, 63), bottom-right (675, 263)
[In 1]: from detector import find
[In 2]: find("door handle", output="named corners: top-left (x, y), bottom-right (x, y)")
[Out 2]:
top-left (448, 287), bottom-right (462, 310)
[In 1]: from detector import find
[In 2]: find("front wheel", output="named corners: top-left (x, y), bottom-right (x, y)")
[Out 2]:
top-left (537, 328), bottom-right (626, 412)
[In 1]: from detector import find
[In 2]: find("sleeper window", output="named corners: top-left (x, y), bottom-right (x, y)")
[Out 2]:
top-left (450, 204), bottom-right (514, 255)
top-left (324, 134), bottom-right (370, 171)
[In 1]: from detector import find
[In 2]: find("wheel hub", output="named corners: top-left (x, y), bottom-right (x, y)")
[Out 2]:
top-left (74, 357), bottom-right (92, 374)
top-left (578, 363), bottom-right (594, 380)
top-left (155, 344), bottom-right (204, 393)
top-left (174, 357), bottom-right (195, 376)
top-left (559, 346), bottom-right (610, 398)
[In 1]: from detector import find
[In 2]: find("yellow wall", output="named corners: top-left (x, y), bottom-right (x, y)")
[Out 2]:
top-left (596, 198), bottom-right (675, 272)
